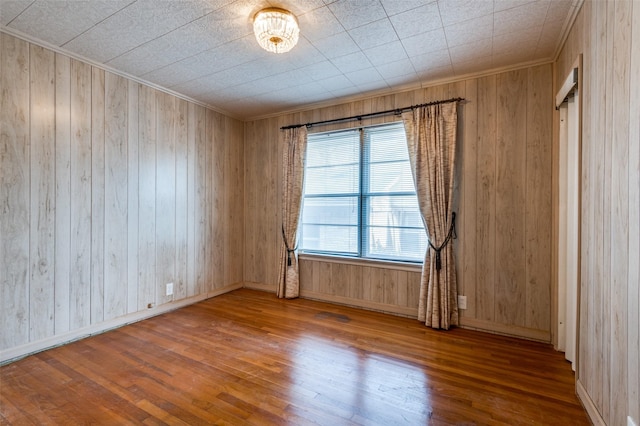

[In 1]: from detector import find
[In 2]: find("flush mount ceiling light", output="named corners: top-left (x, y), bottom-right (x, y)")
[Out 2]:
top-left (253, 7), bottom-right (299, 54)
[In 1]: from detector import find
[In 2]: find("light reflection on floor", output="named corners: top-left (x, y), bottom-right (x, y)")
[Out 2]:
top-left (288, 335), bottom-right (431, 424)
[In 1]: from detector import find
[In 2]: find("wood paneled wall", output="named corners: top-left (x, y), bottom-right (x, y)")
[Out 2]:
top-left (555, 1), bottom-right (640, 425)
top-left (299, 257), bottom-right (422, 317)
top-left (244, 64), bottom-right (554, 341)
top-left (0, 32), bottom-right (244, 361)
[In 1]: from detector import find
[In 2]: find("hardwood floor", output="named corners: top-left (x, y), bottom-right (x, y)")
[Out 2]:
top-left (0, 289), bottom-right (588, 425)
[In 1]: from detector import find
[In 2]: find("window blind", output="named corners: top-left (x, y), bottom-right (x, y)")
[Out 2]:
top-left (300, 123), bottom-right (426, 262)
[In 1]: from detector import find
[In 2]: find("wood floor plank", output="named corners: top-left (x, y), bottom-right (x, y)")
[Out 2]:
top-left (0, 289), bottom-right (588, 425)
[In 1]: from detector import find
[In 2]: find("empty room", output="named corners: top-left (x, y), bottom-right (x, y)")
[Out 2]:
top-left (1, 0), bottom-right (638, 425)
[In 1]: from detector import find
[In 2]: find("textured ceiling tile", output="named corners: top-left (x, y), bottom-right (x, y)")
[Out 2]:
top-left (190, 72), bottom-right (242, 94)
top-left (493, 34), bottom-right (539, 64)
top-left (493, 1), bottom-right (549, 35)
top-left (437, 0), bottom-right (494, 27)
top-left (452, 55), bottom-right (493, 75)
top-left (278, 38), bottom-right (326, 68)
top-left (278, 68), bottom-right (318, 87)
top-left (146, 35), bottom-right (259, 85)
top-left (379, 0), bottom-right (431, 17)
top-left (0, 0), bottom-right (33, 25)
top-left (317, 74), bottom-right (355, 91)
top-left (107, 44), bottom-right (177, 77)
top-left (330, 51), bottom-right (373, 74)
top-left (153, 63), bottom-right (213, 90)
top-left (534, 37), bottom-right (556, 58)
top-left (409, 48), bottom-right (452, 69)
top-left (6, 0), bottom-right (134, 45)
top-left (216, 99), bottom-right (265, 118)
top-left (444, 14), bottom-right (493, 48)
top-left (355, 80), bottom-right (388, 92)
top-left (546, 0), bottom-right (573, 20)
top-left (209, 82), bottom-right (261, 100)
top-left (363, 40), bottom-right (408, 66)
top-left (540, 16), bottom-right (566, 36)
top-left (179, 5), bottom-right (254, 46)
top-left (329, 86), bottom-right (362, 99)
top-left (148, 59), bottom-right (227, 89)
top-left (298, 4), bottom-right (345, 41)
top-left (327, 0), bottom-right (387, 30)
top-left (449, 38), bottom-right (493, 62)
top-left (296, 60), bottom-right (343, 81)
top-left (197, 35), bottom-right (263, 67)
top-left (348, 18), bottom-right (398, 50)
top-left (208, 0), bottom-right (238, 8)
top-left (241, 74), bottom-right (301, 95)
top-left (217, 59), bottom-right (287, 85)
top-left (494, 0), bottom-right (541, 12)
top-left (383, 74), bottom-right (421, 89)
top-left (144, 55), bottom-right (212, 88)
top-left (271, 81), bottom-right (328, 103)
top-left (344, 67), bottom-right (384, 85)
top-left (388, 2), bottom-right (442, 39)
top-left (8, 0), bottom-right (576, 118)
top-left (107, 29), bottom-right (213, 75)
top-left (282, 0), bottom-right (327, 16)
top-left (414, 63), bottom-right (454, 81)
top-left (243, 80), bottom-right (280, 97)
top-left (400, 27), bottom-right (448, 57)
top-left (535, 19), bottom-right (565, 57)
top-left (295, 81), bottom-right (332, 98)
top-left (183, 77), bottom-right (220, 94)
top-left (375, 58), bottom-right (416, 79)
top-left (492, 26), bottom-right (541, 55)
top-left (263, 58), bottom-right (306, 79)
top-left (172, 80), bottom-right (213, 99)
top-left (105, 17), bottom-right (236, 76)
top-left (63, 0), bottom-right (215, 62)
top-left (200, 91), bottom-right (238, 106)
top-left (309, 32), bottom-right (360, 59)
top-left (492, 48), bottom-right (536, 68)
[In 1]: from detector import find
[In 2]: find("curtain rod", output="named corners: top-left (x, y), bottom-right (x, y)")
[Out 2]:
top-left (280, 97), bottom-right (464, 130)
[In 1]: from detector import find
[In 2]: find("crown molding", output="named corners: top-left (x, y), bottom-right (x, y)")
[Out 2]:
top-left (246, 57), bottom-right (555, 122)
top-left (552, 0), bottom-right (585, 61)
top-left (0, 26), bottom-right (243, 121)
top-left (3, 9), bottom-right (577, 126)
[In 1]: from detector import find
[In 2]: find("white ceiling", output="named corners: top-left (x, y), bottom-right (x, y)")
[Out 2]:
top-left (0, 0), bottom-right (577, 119)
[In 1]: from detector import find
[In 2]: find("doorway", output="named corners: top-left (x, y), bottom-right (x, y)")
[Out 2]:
top-left (556, 62), bottom-right (581, 371)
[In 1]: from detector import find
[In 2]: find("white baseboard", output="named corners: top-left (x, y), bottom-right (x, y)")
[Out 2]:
top-left (0, 282), bottom-right (242, 365)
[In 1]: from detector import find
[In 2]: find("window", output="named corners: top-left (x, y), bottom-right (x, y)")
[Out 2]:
top-left (299, 122), bottom-right (427, 262)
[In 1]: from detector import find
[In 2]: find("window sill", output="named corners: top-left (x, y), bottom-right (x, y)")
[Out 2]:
top-left (298, 253), bottom-right (423, 273)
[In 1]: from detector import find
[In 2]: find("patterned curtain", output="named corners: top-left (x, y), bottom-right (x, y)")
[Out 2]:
top-left (277, 127), bottom-right (308, 298)
top-left (402, 103), bottom-right (459, 329)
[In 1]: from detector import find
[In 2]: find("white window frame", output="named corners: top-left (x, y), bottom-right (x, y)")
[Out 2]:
top-left (299, 122), bottom-right (426, 263)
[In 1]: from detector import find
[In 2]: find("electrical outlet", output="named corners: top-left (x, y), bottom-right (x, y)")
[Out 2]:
top-left (457, 295), bottom-right (467, 310)
top-left (166, 282), bottom-right (174, 296)
top-left (629, 416), bottom-right (638, 426)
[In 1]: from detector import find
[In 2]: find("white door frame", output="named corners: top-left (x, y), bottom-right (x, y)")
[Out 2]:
top-left (555, 57), bottom-right (582, 372)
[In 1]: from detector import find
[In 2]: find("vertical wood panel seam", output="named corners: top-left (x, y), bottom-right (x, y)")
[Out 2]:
top-left (492, 78), bottom-right (497, 320)
top-left (27, 42), bottom-right (32, 342)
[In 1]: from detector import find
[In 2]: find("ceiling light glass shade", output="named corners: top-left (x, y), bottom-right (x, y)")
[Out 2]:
top-left (253, 8), bottom-right (299, 54)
